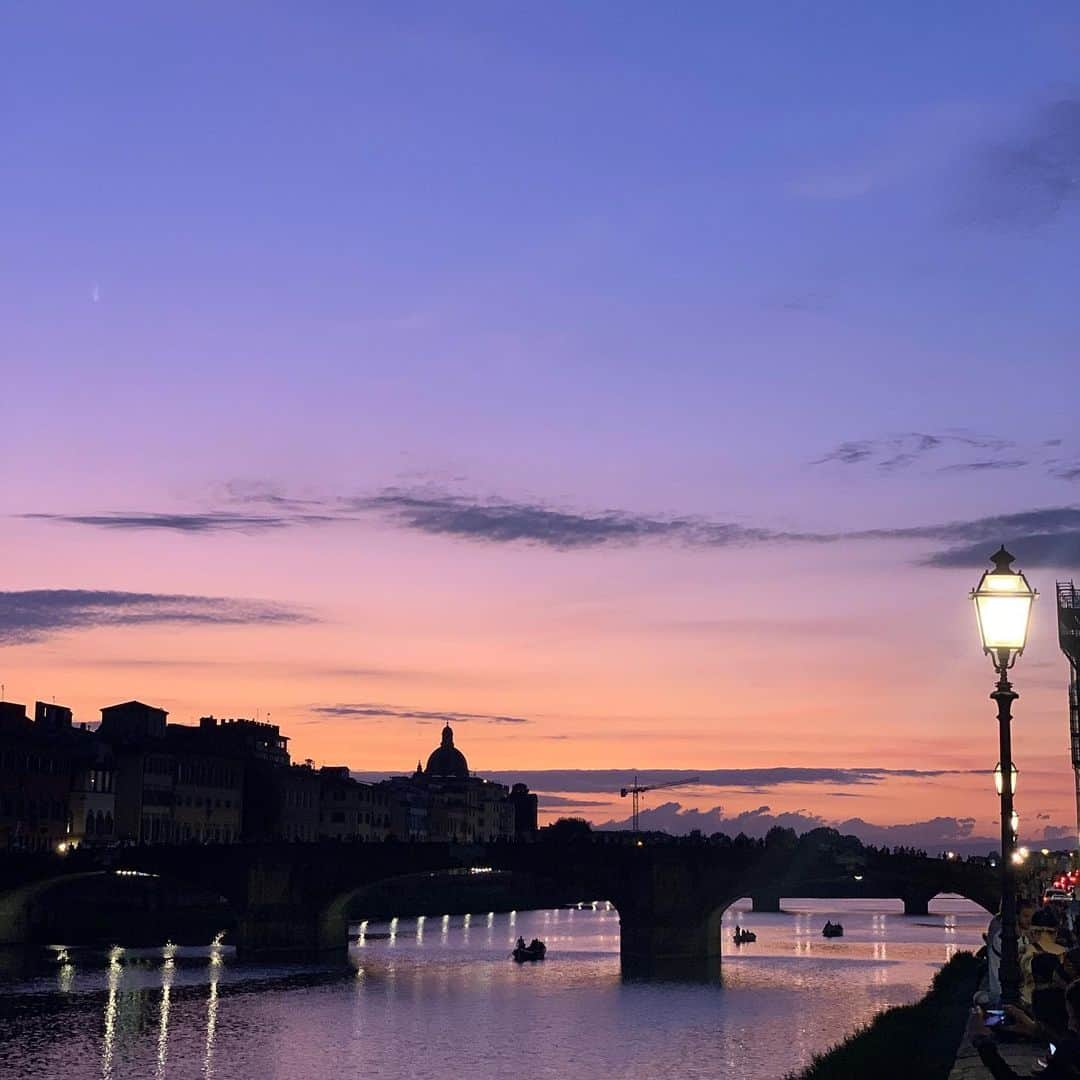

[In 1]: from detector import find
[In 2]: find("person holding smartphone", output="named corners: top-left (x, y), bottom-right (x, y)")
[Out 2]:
top-left (971, 980), bottom-right (1080, 1078)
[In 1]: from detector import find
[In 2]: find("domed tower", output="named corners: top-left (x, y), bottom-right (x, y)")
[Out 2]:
top-left (424, 723), bottom-right (469, 779)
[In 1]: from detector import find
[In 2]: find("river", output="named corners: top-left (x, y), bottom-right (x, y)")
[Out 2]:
top-left (0, 897), bottom-right (987, 1079)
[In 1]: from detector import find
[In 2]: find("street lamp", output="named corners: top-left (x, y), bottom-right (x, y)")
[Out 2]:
top-left (994, 762), bottom-right (1019, 796)
top-left (973, 545), bottom-right (1037, 1007)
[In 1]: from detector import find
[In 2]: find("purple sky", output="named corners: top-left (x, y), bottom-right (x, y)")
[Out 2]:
top-left (2, 4), bottom-right (1080, 852)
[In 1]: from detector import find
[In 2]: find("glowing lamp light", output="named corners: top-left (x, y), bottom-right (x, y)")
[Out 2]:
top-left (1010, 811), bottom-right (1020, 835)
top-left (1011, 851), bottom-right (1024, 865)
top-left (1042, 848), bottom-right (1051, 856)
top-left (972, 547), bottom-right (1036, 667)
top-left (994, 762), bottom-right (1019, 796)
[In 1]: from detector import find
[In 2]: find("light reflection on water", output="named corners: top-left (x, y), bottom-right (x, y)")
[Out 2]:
top-left (0, 898), bottom-right (986, 1080)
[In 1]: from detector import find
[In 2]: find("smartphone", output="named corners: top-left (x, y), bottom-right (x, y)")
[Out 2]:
top-left (984, 1010), bottom-right (1006, 1026)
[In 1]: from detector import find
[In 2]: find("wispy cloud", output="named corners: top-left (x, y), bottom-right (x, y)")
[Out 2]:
top-left (20, 512), bottom-right (330, 533)
top-left (349, 496), bottom-right (1080, 568)
top-left (0, 590), bottom-right (311, 646)
top-left (1051, 463), bottom-right (1080, 483)
top-left (859, 506), bottom-right (1080, 567)
top-left (465, 766), bottom-right (981, 795)
top-left (310, 702), bottom-right (530, 725)
top-left (19, 489), bottom-right (816, 550)
top-left (349, 490), bottom-right (693, 549)
top-left (537, 795), bottom-right (610, 809)
top-left (20, 486), bottom-right (1080, 567)
top-left (923, 531), bottom-right (1080, 568)
top-left (813, 431), bottom-right (1015, 472)
top-left (964, 98), bottom-right (1080, 226)
top-left (937, 460), bottom-right (1029, 473)
top-left (346, 489), bottom-right (820, 550)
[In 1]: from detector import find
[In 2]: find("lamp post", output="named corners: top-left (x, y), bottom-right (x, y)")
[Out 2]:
top-left (973, 545), bottom-right (1036, 1006)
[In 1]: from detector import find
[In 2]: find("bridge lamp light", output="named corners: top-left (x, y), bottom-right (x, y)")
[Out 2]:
top-left (1042, 848), bottom-right (1050, 856)
top-left (972, 547), bottom-right (1036, 1007)
top-left (994, 762), bottom-right (1018, 797)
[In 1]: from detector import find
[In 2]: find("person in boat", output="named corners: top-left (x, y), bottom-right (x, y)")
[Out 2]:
top-left (824, 921), bottom-right (832, 932)
top-left (516, 937), bottom-right (526, 950)
top-left (735, 924), bottom-right (741, 938)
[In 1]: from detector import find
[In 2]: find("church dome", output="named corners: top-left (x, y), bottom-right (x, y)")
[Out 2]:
top-left (425, 723), bottom-right (469, 779)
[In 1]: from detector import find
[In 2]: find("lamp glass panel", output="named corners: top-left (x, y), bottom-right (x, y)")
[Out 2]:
top-left (975, 573), bottom-right (1034, 651)
top-left (994, 763), bottom-right (1018, 795)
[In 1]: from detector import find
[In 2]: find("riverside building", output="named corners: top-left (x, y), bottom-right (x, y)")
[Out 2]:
top-left (380, 724), bottom-right (525, 843)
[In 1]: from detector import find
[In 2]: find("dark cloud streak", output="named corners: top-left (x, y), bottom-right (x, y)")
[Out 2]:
top-left (21, 512), bottom-right (333, 533)
top-left (20, 489), bottom-right (1080, 568)
top-left (456, 766), bottom-right (979, 794)
top-left (0, 590), bottom-right (311, 646)
top-left (937, 460), bottom-right (1028, 473)
top-left (924, 531), bottom-right (1080, 568)
top-left (311, 702), bottom-right (530, 725)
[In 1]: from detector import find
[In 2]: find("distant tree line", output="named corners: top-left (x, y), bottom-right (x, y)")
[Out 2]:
top-left (542, 818), bottom-right (962, 862)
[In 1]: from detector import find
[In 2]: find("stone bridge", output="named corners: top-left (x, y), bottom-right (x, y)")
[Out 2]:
top-left (0, 838), bottom-right (998, 976)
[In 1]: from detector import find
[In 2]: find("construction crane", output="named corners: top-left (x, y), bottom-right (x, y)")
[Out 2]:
top-left (1057, 581), bottom-right (1080, 846)
top-left (620, 775), bottom-right (700, 833)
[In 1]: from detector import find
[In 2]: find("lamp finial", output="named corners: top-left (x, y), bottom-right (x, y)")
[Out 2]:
top-left (991, 546), bottom-right (1016, 574)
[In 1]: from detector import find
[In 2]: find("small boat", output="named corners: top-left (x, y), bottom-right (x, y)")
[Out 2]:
top-left (512, 938), bottom-right (547, 963)
top-left (733, 930), bottom-right (756, 944)
top-left (822, 922), bottom-right (844, 938)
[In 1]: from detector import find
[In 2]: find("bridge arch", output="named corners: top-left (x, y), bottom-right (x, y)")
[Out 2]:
top-left (314, 866), bottom-right (614, 955)
top-left (0, 869), bottom-right (237, 947)
top-left (914, 890), bottom-right (994, 917)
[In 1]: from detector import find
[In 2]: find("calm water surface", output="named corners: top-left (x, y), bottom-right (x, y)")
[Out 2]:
top-left (0, 898), bottom-right (986, 1080)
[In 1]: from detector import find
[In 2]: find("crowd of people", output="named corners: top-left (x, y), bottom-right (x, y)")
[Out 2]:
top-left (972, 895), bottom-right (1080, 1077)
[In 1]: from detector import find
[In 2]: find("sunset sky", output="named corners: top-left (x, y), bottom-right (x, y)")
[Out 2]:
top-left (3, 4), bottom-right (1079, 853)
